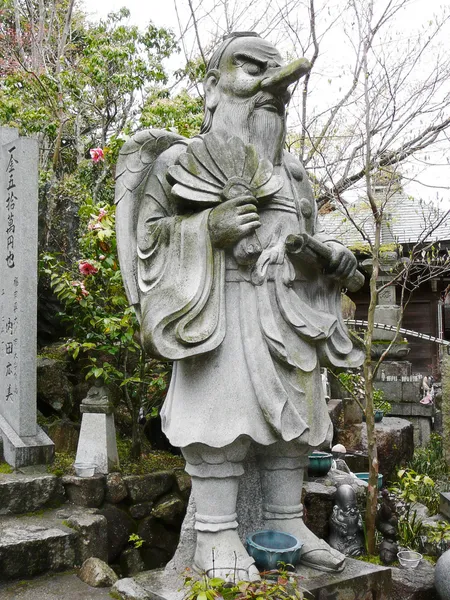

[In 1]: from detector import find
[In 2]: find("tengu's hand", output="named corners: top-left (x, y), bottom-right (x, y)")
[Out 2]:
top-left (208, 195), bottom-right (260, 248)
top-left (325, 242), bottom-right (357, 280)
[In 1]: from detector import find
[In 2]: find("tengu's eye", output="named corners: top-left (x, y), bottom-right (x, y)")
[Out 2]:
top-left (243, 62), bottom-right (262, 75)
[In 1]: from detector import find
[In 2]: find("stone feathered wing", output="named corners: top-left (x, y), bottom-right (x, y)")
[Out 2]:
top-left (115, 129), bottom-right (226, 360)
top-left (115, 129), bottom-right (187, 316)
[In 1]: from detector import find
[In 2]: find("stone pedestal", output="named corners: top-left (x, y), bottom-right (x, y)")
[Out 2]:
top-left (0, 127), bottom-right (54, 467)
top-left (114, 557), bottom-right (392, 600)
top-left (75, 397), bottom-right (119, 475)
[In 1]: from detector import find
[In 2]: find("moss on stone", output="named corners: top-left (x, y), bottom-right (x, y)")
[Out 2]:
top-left (47, 442), bottom-right (185, 477)
top-left (0, 461), bottom-right (13, 474)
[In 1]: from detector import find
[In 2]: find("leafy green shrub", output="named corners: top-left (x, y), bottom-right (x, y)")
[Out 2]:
top-left (390, 468), bottom-right (440, 515)
top-left (396, 506), bottom-right (423, 551)
top-left (408, 433), bottom-right (449, 483)
top-left (372, 389), bottom-right (391, 414)
top-left (335, 371), bottom-right (391, 413)
top-left (42, 197), bottom-right (171, 458)
top-left (183, 567), bottom-right (311, 600)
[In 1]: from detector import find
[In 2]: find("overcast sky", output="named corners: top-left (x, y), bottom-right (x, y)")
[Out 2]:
top-left (85, 0), bottom-right (450, 208)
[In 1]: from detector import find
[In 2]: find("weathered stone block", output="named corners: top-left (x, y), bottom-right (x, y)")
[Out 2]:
top-left (173, 469), bottom-right (191, 501)
top-left (335, 417), bottom-right (414, 483)
top-left (137, 516), bottom-right (179, 555)
top-left (62, 474), bottom-right (105, 508)
top-left (97, 503), bottom-right (136, 563)
top-left (140, 547), bottom-right (171, 570)
top-left (410, 415), bottom-right (432, 447)
top-left (327, 398), bottom-right (343, 431)
top-left (342, 396), bottom-right (363, 425)
top-left (390, 402), bottom-right (435, 417)
top-left (151, 493), bottom-right (186, 526)
top-left (375, 380), bottom-right (402, 401)
top-left (440, 492), bottom-right (450, 521)
top-left (66, 512), bottom-right (108, 564)
top-left (0, 473), bottom-right (65, 515)
top-left (47, 420), bottom-right (79, 453)
top-left (391, 559), bottom-right (436, 600)
top-left (374, 361), bottom-right (412, 380)
top-left (374, 305), bottom-right (401, 340)
top-left (78, 557), bottom-right (118, 587)
top-left (105, 472), bottom-right (128, 504)
top-left (298, 557), bottom-right (391, 599)
top-left (120, 547), bottom-right (146, 576)
top-left (302, 482), bottom-right (336, 539)
top-left (0, 518), bottom-right (77, 580)
top-left (124, 472), bottom-right (174, 504)
top-left (129, 501), bottom-right (154, 520)
top-left (402, 381), bottom-right (422, 402)
top-left (111, 577), bottom-right (150, 600)
top-left (37, 356), bottom-right (73, 415)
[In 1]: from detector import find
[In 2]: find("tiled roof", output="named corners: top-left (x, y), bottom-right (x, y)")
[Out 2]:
top-left (320, 190), bottom-right (450, 247)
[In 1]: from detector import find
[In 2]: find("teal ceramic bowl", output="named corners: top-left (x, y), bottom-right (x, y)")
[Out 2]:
top-left (374, 409), bottom-right (384, 423)
top-left (363, 410), bottom-right (384, 423)
top-left (246, 530), bottom-right (302, 571)
top-left (354, 472), bottom-right (383, 489)
top-left (308, 451), bottom-right (333, 477)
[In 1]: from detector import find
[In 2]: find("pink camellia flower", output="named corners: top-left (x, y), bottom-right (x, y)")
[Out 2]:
top-left (90, 147), bottom-right (104, 163)
top-left (79, 260), bottom-right (98, 276)
top-left (97, 207), bottom-right (107, 220)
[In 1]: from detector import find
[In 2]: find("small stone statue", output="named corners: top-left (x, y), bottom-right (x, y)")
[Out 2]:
top-left (376, 489), bottom-right (399, 565)
top-left (329, 484), bottom-right (364, 557)
top-left (83, 379), bottom-right (109, 406)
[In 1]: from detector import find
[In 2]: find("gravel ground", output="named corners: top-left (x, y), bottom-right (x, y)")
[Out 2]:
top-left (0, 572), bottom-right (113, 599)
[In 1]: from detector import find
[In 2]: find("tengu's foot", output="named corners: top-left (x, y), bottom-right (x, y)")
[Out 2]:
top-left (194, 530), bottom-right (260, 582)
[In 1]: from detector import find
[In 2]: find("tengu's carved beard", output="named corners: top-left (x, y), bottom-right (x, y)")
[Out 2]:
top-left (210, 94), bottom-right (286, 166)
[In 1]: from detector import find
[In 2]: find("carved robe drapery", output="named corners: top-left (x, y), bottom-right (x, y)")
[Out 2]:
top-left (133, 140), bottom-right (362, 450)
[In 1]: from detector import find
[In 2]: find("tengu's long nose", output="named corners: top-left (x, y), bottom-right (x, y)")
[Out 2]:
top-left (260, 58), bottom-right (311, 93)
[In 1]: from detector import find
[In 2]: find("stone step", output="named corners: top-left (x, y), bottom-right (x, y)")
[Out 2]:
top-left (0, 506), bottom-right (107, 580)
top-left (0, 472), bottom-right (65, 515)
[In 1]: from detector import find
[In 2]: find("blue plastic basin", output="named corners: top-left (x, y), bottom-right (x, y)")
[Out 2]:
top-left (246, 530), bottom-right (303, 571)
top-left (354, 472), bottom-right (383, 489)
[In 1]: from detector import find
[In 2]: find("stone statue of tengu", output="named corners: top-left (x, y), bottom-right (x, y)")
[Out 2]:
top-left (115, 31), bottom-right (363, 580)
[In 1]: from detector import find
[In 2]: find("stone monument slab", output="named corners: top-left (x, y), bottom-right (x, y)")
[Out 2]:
top-left (0, 127), bottom-right (54, 467)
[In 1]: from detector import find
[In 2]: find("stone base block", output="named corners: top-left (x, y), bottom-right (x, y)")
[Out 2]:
top-left (117, 558), bottom-right (391, 600)
top-left (0, 415), bottom-right (54, 468)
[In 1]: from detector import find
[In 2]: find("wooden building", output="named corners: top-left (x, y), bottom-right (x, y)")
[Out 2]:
top-left (321, 185), bottom-right (450, 377)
